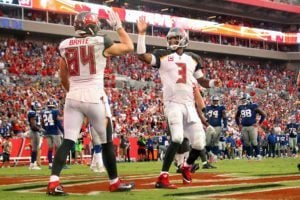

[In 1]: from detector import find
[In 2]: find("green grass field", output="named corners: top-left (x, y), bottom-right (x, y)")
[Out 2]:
top-left (0, 157), bottom-right (299, 200)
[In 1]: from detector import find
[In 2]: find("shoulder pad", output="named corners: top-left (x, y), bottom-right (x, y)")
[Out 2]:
top-left (185, 52), bottom-right (203, 68)
top-left (152, 49), bottom-right (172, 58)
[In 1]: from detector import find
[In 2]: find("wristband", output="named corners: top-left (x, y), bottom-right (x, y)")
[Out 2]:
top-left (137, 34), bottom-right (146, 54)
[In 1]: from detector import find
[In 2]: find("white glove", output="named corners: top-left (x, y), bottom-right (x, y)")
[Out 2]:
top-left (206, 125), bottom-right (216, 135)
top-left (106, 10), bottom-right (122, 30)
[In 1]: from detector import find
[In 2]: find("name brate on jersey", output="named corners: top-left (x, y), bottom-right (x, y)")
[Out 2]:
top-left (69, 38), bottom-right (89, 46)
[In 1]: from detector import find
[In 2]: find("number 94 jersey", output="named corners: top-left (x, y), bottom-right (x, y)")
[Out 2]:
top-left (237, 103), bottom-right (259, 126)
top-left (152, 49), bottom-right (204, 104)
top-left (59, 35), bottom-right (113, 103)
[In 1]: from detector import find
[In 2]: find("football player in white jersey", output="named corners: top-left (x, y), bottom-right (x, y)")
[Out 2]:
top-left (47, 10), bottom-right (135, 196)
top-left (137, 16), bottom-right (222, 189)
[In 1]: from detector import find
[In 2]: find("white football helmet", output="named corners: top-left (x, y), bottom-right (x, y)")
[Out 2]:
top-left (166, 27), bottom-right (189, 50)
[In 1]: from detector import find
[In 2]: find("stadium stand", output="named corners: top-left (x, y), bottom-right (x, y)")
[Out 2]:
top-left (0, 0), bottom-right (299, 164)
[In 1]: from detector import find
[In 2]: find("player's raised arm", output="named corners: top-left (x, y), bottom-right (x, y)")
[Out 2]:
top-left (136, 16), bottom-right (154, 64)
top-left (104, 10), bottom-right (134, 57)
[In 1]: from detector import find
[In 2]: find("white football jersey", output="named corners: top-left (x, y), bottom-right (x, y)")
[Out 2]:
top-left (152, 50), bottom-right (204, 104)
top-left (59, 35), bottom-right (112, 103)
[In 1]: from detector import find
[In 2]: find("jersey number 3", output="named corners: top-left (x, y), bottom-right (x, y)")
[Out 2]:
top-left (176, 63), bottom-right (187, 83)
top-left (65, 46), bottom-right (96, 76)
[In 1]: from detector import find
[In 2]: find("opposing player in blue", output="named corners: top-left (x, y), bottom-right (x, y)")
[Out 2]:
top-left (285, 117), bottom-right (299, 157)
top-left (28, 101), bottom-right (43, 170)
top-left (205, 95), bottom-right (227, 160)
top-left (41, 99), bottom-right (64, 169)
top-left (235, 93), bottom-right (266, 160)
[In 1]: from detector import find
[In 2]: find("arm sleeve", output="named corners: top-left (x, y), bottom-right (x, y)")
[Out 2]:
top-left (102, 35), bottom-right (114, 57)
top-left (186, 52), bottom-right (204, 79)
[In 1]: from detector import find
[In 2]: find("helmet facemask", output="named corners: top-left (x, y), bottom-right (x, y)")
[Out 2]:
top-left (166, 28), bottom-right (189, 50)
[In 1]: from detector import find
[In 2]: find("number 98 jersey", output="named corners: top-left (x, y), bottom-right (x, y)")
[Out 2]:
top-left (237, 103), bottom-right (259, 126)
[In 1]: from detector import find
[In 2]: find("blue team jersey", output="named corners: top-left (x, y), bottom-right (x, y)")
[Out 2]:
top-left (277, 134), bottom-right (289, 145)
top-left (237, 103), bottom-right (259, 126)
top-left (0, 124), bottom-right (11, 137)
top-left (27, 110), bottom-right (41, 131)
top-left (286, 123), bottom-right (299, 137)
top-left (41, 109), bottom-right (63, 135)
top-left (158, 135), bottom-right (168, 146)
top-left (205, 105), bottom-right (225, 127)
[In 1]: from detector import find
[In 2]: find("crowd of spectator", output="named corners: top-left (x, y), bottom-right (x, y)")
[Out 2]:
top-left (0, 33), bottom-right (299, 164)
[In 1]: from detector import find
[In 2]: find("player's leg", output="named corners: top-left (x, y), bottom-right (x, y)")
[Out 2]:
top-left (47, 99), bottom-right (84, 196)
top-left (242, 127), bottom-right (251, 158)
top-left (90, 127), bottom-right (105, 172)
top-left (29, 131), bottom-right (41, 170)
top-left (88, 98), bottom-right (134, 192)
top-left (47, 136), bottom-right (54, 169)
top-left (174, 138), bottom-right (190, 173)
top-left (249, 126), bottom-right (261, 159)
top-left (212, 126), bottom-right (222, 160)
top-left (156, 103), bottom-right (184, 189)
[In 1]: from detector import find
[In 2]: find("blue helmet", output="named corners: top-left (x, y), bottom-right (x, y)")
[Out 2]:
top-left (240, 93), bottom-right (251, 105)
top-left (47, 98), bottom-right (58, 109)
top-left (31, 101), bottom-right (41, 111)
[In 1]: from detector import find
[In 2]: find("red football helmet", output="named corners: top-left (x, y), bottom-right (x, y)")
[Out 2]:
top-left (74, 11), bottom-right (100, 36)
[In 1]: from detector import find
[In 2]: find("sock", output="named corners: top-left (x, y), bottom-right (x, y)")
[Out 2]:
top-left (49, 175), bottom-right (59, 183)
top-left (186, 148), bottom-right (201, 165)
top-left (102, 142), bottom-right (117, 180)
top-left (162, 142), bottom-right (180, 172)
top-left (175, 153), bottom-right (185, 167)
top-left (199, 149), bottom-right (207, 162)
top-left (52, 139), bottom-right (74, 176)
top-left (98, 152), bottom-right (104, 168)
top-left (90, 152), bottom-right (97, 168)
top-left (48, 150), bottom-right (53, 164)
top-left (109, 177), bottom-right (119, 185)
top-left (31, 151), bottom-right (37, 163)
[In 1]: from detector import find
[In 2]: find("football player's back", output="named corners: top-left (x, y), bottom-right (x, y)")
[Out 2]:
top-left (59, 35), bottom-right (110, 103)
top-left (59, 36), bottom-right (106, 89)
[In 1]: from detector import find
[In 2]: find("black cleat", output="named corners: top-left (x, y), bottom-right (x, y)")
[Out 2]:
top-left (191, 163), bottom-right (200, 173)
top-left (202, 163), bottom-right (217, 169)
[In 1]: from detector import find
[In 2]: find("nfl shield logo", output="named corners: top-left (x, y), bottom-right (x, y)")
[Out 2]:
top-left (168, 56), bottom-right (174, 61)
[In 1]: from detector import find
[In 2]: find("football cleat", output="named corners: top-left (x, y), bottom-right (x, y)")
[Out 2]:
top-left (191, 163), bottom-right (200, 173)
top-left (46, 182), bottom-right (68, 196)
top-left (181, 165), bottom-right (192, 184)
top-left (109, 179), bottom-right (135, 192)
top-left (155, 173), bottom-right (177, 189)
top-left (202, 163), bottom-right (216, 169)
